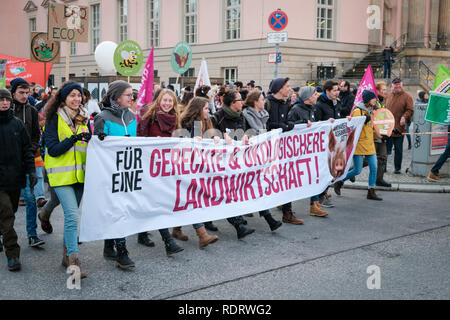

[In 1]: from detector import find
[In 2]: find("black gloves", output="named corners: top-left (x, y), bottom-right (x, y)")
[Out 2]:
top-left (285, 122), bottom-right (295, 132)
top-left (365, 115), bottom-right (372, 124)
top-left (73, 132), bottom-right (92, 142)
top-left (29, 172), bottom-right (38, 188)
top-left (98, 133), bottom-right (107, 141)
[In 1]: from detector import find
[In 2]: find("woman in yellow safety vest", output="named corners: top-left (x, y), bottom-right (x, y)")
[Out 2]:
top-left (43, 81), bottom-right (91, 279)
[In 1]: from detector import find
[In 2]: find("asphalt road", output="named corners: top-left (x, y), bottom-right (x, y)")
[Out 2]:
top-left (1, 188), bottom-right (449, 300)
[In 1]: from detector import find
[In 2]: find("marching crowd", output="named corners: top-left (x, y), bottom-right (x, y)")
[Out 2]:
top-left (0, 74), bottom-right (425, 278)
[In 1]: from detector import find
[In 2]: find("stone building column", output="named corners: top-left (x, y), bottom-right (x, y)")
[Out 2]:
top-left (405, 0), bottom-right (427, 47)
top-left (437, 0), bottom-right (450, 49)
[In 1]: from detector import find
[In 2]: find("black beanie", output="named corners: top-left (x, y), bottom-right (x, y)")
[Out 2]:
top-left (362, 90), bottom-right (377, 104)
top-left (10, 78), bottom-right (29, 94)
top-left (269, 77), bottom-right (289, 94)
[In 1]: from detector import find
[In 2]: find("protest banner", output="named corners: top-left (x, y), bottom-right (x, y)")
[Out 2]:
top-left (0, 53), bottom-right (53, 88)
top-left (79, 117), bottom-right (365, 242)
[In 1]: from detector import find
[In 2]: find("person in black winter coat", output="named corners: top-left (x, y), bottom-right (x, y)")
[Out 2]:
top-left (10, 78), bottom-right (44, 248)
top-left (266, 78), bottom-right (295, 132)
top-left (211, 90), bottom-right (255, 239)
top-left (266, 78), bottom-right (304, 225)
top-left (288, 86), bottom-right (329, 218)
top-left (0, 88), bottom-right (37, 271)
top-left (314, 79), bottom-right (344, 122)
top-left (313, 80), bottom-right (343, 208)
top-left (338, 81), bottom-right (355, 117)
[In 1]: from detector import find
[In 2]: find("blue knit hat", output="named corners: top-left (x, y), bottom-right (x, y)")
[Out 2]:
top-left (362, 90), bottom-right (376, 104)
top-left (10, 78), bottom-right (29, 94)
top-left (60, 82), bottom-right (83, 102)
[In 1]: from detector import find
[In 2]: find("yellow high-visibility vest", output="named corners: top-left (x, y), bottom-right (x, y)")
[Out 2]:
top-left (44, 114), bottom-right (88, 187)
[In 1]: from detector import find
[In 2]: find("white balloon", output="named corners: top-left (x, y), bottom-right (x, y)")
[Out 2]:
top-left (94, 41), bottom-right (118, 74)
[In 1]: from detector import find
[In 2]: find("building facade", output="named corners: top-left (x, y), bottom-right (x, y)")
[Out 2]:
top-left (1, 0), bottom-right (449, 91)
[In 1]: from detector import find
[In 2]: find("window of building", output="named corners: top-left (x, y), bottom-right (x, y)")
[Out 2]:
top-left (184, 0), bottom-right (197, 44)
top-left (91, 3), bottom-right (100, 52)
top-left (224, 67), bottom-right (238, 83)
top-left (183, 68), bottom-right (195, 77)
top-left (148, 0), bottom-right (160, 47)
top-left (316, 0), bottom-right (334, 40)
top-left (118, 0), bottom-right (128, 42)
top-left (70, 42), bottom-right (77, 56)
top-left (225, 0), bottom-right (240, 40)
top-left (29, 18), bottom-right (36, 33)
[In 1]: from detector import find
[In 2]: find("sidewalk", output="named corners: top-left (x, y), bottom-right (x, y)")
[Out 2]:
top-left (343, 137), bottom-right (450, 193)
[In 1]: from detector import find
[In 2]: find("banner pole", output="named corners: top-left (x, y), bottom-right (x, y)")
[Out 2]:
top-left (65, 42), bottom-right (70, 82)
top-left (44, 62), bottom-right (47, 88)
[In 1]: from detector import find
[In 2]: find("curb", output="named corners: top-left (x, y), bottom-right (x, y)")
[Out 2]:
top-left (343, 181), bottom-right (450, 193)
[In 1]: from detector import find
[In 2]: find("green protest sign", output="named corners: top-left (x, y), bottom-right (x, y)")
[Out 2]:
top-left (0, 59), bottom-right (6, 88)
top-left (171, 41), bottom-right (192, 74)
top-left (424, 92), bottom-right (450, 125)
top-left (114, 40), bottom-right (143, 76)
top-left (433, 64), bottom-right (450, 93)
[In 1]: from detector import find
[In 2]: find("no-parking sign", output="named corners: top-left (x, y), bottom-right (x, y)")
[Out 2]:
top-left (268, 10), bottom-right (288, 31)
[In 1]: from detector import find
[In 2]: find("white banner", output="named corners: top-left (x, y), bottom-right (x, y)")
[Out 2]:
top-left (79, 118), bottom-right (365, 242)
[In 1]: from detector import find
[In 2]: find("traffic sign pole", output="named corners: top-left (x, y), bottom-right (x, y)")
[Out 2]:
top-left (268, 10), bottom-right (287, 79)
top-left (274, 43), bottom-right (279, 78)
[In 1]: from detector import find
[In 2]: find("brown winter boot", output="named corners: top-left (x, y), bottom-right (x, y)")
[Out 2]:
top-left (310, 201), bottom-right (329, 217)
top-left (195, 226), bottom-right (219, 248)
top-left (367, 188), bottom-right (383, 201)
top-left (62, 246), bottom-right (69, 268)
top-left (172, 226), bottom-right (189, 241)
top-left (282, 211), bottom-right (304, 225)
top-left (68, 253), bottom-right (87, 279)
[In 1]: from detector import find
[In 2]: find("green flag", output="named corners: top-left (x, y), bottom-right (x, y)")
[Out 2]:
top-left (433, 64), bottom-right (450, 93)
top-left (424, 92), bottom-right (450, 125)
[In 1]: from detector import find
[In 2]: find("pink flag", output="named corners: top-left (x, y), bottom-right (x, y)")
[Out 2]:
top-left (351, 64), bottom-right (378, 113)
top-left (136, 46), bottom-right (154, 121)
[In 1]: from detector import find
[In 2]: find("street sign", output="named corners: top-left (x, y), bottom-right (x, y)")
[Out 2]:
top-left (171, 41), bottom-right (193, 75)
top-left (268, 52), bottom-right (282, 64)
top-left (268, 53), bottom-right (276, 63)
top-left (114, 40), bottom-right (143, 76)
top-left (267, 31), bottom-right (288, 44)
top-left (268, 10), bottom-right (288, 31)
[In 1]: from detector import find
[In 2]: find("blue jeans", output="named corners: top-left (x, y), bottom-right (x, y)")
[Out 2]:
top-left (310, 195), bottom-right (319, 204)
top-left (344, 154), bottom-right (378, 187)
top-left (22, 174), bottom-right (38, 238)
top-left (54, 183), bottom-right (84, 256)
top-left (406, 122), bottom-right (411, 146)
top-left (34, 166), bottom-right (45, 200)
top-left (431, 134), bottom-right (450, 175)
